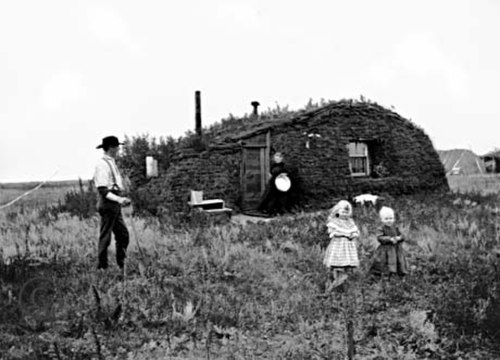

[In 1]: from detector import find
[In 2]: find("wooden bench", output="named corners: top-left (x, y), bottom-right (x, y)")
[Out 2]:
top-left (188, 191), bottom-right (232, 218)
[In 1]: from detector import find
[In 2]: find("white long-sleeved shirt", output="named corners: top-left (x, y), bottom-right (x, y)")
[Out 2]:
top-left (93, 154), bottom-right (124, 191)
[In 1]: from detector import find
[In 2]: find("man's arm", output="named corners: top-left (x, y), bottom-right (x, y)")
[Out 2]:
top-left (94, 161), bottom-right (130, 205)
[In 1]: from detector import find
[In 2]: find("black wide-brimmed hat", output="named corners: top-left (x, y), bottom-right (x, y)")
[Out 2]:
top-left (96, 136), bottom-right (124, 149)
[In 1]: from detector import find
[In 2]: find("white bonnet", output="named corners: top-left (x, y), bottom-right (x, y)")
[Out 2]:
top-left (331, 200), bottom-right (353, 217)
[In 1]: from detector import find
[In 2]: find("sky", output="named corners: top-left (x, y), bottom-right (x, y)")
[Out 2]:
top-left (1, 0), bottom-right (499, 182)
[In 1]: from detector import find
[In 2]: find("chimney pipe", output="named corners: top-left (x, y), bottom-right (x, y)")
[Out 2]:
top-left (251, 101), bottom-right (260, 117)
top-left (195, 91), bottom-right (202, 137)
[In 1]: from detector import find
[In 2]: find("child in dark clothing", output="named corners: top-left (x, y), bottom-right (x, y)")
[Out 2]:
top-left (370, 206), bottom-right (408, 277)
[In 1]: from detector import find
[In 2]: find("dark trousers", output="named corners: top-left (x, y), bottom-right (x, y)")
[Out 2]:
top-left (97, 201), bottom-right (129, 269)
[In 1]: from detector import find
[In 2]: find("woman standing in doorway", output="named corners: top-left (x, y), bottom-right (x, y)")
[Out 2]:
top-left (258, 152), bottom-right (291, 215)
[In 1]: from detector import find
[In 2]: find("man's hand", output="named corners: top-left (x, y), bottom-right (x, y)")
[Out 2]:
top-left (106, 192), bottom-right (130, 206)
top-left (120, 197), bottom-right (132, 207)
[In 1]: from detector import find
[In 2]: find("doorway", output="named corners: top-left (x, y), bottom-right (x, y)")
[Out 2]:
top-left (240, 132), bottom-right (270, 211)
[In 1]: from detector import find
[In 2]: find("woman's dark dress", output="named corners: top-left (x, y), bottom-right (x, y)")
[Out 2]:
top-left (258, 162), bottom-right (290, 215)
top-left (370, 225), bottom-right (408, 276)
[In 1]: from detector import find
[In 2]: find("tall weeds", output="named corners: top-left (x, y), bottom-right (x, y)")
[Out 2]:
top-left (1, 192), bottom-right (500, 358)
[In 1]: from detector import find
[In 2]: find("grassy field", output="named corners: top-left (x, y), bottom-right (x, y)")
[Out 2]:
top-left (0, 180), bottom-right (92, 209)
top-left (446, 174), bottom-right (500, 194)
top-left (1, 182), bottom-right (500, 359)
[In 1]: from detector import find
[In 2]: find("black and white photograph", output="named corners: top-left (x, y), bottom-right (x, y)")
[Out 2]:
top-left (1, 1), bottom-right (500, 359)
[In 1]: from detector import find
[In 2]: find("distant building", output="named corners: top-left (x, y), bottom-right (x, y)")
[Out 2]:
top-left (437, 149), bottom-right (485, 176)
top-left (481, 150), bottom-right (500, 174)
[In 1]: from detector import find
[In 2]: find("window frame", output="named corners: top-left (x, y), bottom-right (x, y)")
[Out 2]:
top-left (347, 141), bottom-right (371, 177)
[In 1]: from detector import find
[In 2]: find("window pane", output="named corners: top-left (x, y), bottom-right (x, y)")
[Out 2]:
top-left (350, 157), bottom-right (367, 174)
top-left (347, 142), bottom-right (367, 156)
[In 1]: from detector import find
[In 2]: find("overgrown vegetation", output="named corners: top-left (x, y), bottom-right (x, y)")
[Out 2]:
top-left (118, 134), bottom-right (178, 187)
top-left (1, 190), bottom-right (500, 359)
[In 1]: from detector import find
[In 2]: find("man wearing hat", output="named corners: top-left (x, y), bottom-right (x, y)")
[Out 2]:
top-left (93, 136), bottom-right (131, 270)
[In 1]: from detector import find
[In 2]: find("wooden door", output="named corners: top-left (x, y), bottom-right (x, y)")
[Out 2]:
top-left (240, 132), bottom-right (270, 211)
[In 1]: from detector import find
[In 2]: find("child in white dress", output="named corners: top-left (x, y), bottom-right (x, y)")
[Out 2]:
top-left (323, 200), bottom-right (360, 287)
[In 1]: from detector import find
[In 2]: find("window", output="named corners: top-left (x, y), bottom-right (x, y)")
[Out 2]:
top-left (347, 142), bottom-right (370, 176)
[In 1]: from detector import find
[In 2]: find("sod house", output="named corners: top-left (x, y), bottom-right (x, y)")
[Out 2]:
top-left (148, 99), bottom-right (448, 213)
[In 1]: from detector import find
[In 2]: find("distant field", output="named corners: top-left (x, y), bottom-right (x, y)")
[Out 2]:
top-left (0, 179), bottom-right (92, 208)
top-left (447, 174), bottom-right (500, 194)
